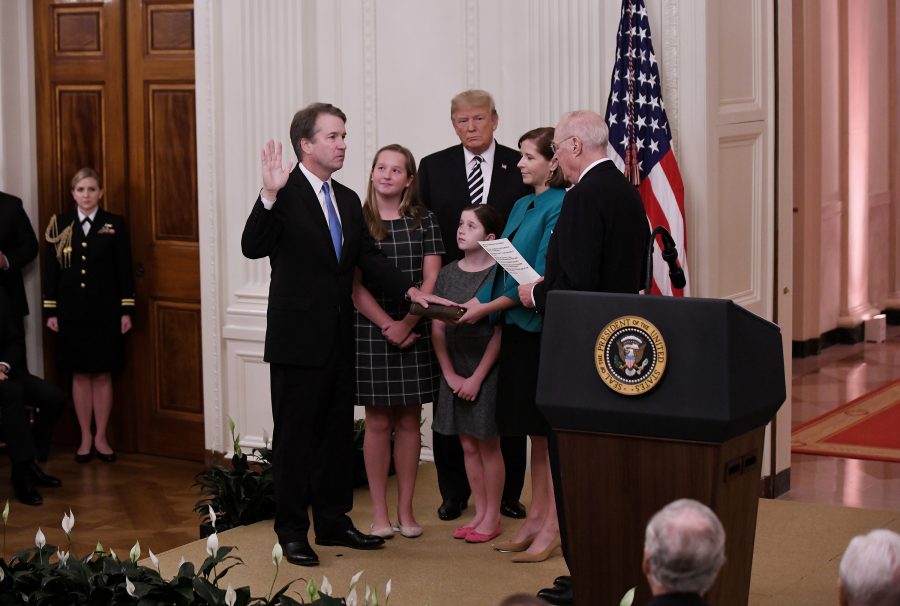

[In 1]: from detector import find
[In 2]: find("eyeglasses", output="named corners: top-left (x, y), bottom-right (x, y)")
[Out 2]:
top-left (550, 136), bottom-right (576, 154)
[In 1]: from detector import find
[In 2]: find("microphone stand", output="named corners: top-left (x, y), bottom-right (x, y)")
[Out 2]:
top-left (644, 226), bottom-right (687, 294)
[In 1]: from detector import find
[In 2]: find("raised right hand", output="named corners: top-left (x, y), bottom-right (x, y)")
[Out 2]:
top-left (260, 140), bottom-right (295, 200)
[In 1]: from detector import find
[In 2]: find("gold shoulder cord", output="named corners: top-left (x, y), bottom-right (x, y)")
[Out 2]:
top-left (44, 214), bottom-right (74, 269)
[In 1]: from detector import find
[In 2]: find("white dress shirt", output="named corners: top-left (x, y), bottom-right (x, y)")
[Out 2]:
top-left (464, 140), bottom-right (496, 204)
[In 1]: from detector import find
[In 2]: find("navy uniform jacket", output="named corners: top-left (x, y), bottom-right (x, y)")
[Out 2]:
top-left (43, 208), bottom-right (135, 371)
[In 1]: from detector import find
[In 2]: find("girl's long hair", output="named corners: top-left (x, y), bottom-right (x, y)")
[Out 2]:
top-left (363, 144), bottom-right (423, 240)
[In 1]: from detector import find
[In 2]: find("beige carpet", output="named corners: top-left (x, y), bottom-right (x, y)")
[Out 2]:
top-left (154, 463), bottom-right (900, 606)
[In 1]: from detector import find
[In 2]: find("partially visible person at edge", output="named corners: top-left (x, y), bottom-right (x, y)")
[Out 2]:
top-left (417, 88), bottom-right (530, 523)
top-left (241, 102), bottom-right (447, 567)
top-left (43, 167), bottom-right (135, 465)
top-left (458, 127), bottom-right (570, 564)
top-left (838, 529), bottom-right (900, 606)
top-left (518, 111), bottom-right (650, 606)
top-left (432, 204), bottom-right (504, 544)
top-left (352, 144), bottom-right (445, 540)
top-left (641, 499), bottom-right (727, 606)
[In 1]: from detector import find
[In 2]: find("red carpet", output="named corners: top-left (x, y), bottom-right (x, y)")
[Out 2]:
top-left (792, 378), bottom-right (900, 462)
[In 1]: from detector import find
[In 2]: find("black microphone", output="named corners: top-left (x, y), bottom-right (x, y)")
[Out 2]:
top-left (644, 226), bottom-right (687, 293)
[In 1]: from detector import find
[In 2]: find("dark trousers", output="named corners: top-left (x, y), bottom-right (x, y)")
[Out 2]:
top-left (0, 373), bottom-right (65, 464)
top-left (433, 431), bottom-right (527, 504)
top-left (269, 344), bottom-right (356, 544)
top-left (548, 430), bottom-right (570, 570)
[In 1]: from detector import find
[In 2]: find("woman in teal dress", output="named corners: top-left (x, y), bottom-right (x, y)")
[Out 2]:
top-left (457, 127), bottom-right (569, 562)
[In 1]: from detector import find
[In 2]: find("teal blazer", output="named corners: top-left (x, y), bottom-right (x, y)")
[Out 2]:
top-left (477, 187), bottom-right (565, 332)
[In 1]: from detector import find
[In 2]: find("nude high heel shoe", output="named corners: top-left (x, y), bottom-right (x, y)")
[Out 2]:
top-left (510, 536), bottom-right (561, 563)
top-left (493, 535), bottom-right (535, 552)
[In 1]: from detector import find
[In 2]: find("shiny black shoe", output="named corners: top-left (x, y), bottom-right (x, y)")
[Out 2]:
top-left (437, 499), bottom-right (468, 521)
top-left (29, 461), bottom-right (62, 488)
top-left (553, 576), bottom-right (573, 589)
top-left (500, 499), bottom-right (527, 519)
top-left (94, 446), bottom-right (117, 463)
top-left (75, 450), bottom-right (93, 464)
top-left (315, 527), bottom-right (385, 550)
top-left (537, 583), bottom-right (574, 605)
top-left (12, 466), bottom-right (43, 506)
top-left (282, 541), bottom-right (319, 566)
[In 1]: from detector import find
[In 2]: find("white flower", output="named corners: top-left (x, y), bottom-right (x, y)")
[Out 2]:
top-left (149, 549), bottom-right (159, 570)
top-left (364, 584), bottom-right (371, 605)
top-left (35, 528), bottom-right (45, 549)
top-left (619, 587), bottom-right (636, 606)
top-left (0, 566), bottom-right (4, 582)
top-left (347, 587), bottom-right (358, 606)
top-left (271, 541), bottom-right (282, 566)
top-left (95, 541), bottom-right (104, 554)
top-left (385, 578), bottom-right (392, 603)
top-left (61, 509), bottom-right (75, 535)
top-left (125, 577), bottom-right (136, 597)
top-left (130, 540), bottom-right (141, 563)
top-left (262, 429), bottom-right (270, 447)
top-left (208, 505), bottom-right (217, 529)
top-left (179, 556), bottom-right (186, 568)
top-left (225, 583), bottom-right (237, 606)
top-left (56, 549), bottom-right (69, 565)
top-left (3, 499), bottom-right (9, 524)
top-left (110, 548), bottom-right (118, 560)
top-left (320, 576), bottom-right (332, 596)
top-left (206, 532), bottom-right (219, 557)
top-left (350, 569), bottom-right (364, 588)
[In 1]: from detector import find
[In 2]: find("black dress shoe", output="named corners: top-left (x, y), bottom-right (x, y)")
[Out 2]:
top-left (75, 450), bottom-right (93, 463)
top-left (12, 467), bottom-right (43, 506)
top-left (315, 527), bottom-right (385, 550)
top-left (500, 500), bottom-right (527, 519)
top-left (282, 541), bottom-right (319, 566)
top-left (437, 499), bottom-right (468, 521)
top-left (553, 576), bottom-right (573, 589)
top-left (29, 462), bottom-right (62, 488)
top-left (537, 583), bottom-right (574, 605)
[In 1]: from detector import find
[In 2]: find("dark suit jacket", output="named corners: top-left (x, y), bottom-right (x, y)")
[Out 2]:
top-left (0, 288), bottom-right (26, 375)
top-left (644, 592), bottom-right (709, 606)
top-left (417, 141), bottom-right (530, 262)
top-left (534, 160), bottom-right (650, 312)
top-left (241, 166), bottom-right (411, 367)
top-left (0, 192), bottom-right (39, 318)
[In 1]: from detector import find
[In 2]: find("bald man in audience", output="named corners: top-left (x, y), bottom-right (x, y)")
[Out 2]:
top-left (641, 499), bottom-right (726, 606)
top-left (838, 529), bottom-right (900, 606)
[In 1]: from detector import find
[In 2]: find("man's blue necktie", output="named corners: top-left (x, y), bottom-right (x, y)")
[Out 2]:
top-left (322, 182), bottom-right (342, 260)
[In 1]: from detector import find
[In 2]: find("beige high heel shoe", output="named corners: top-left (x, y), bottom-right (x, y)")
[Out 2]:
top-left (511, 536), bottom-right (561, 563)
top-left (493, 535), bottom-right (535, 553)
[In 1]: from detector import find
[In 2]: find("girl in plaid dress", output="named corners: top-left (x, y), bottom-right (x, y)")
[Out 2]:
top-left (352, 144), bottom-right (444, 539)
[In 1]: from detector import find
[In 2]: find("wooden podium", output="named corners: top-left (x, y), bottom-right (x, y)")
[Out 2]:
top-left (537, 292), bottom-right (785, 606)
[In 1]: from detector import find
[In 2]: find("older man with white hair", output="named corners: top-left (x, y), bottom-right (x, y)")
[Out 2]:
top-left (838, 529), bottom-right (900, 606)
top-left (641, 499), bottom-right (726, 606)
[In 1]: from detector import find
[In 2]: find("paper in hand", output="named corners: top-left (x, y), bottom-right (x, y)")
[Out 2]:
top-left (478, 238), bottom-right (540, 285)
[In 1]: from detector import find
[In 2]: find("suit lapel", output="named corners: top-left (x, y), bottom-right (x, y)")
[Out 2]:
top-left (487, 145), bottom-right (512, 206)
top-left (289, 168), bottom-right (340, 267)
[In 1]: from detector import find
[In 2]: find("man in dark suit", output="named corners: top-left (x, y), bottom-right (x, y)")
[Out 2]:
top-left (242, 103), bottom-right (445, 567)
top-left (640, 499), bottom-right (726, 606)
top-left (417, 89), bottom-right (530, 522)
top-left (0, 288), bottom-right (65, 505)
top-left (520, 110), bottom-right (650, 606)
top-left (0, 191), bottom-right (39, 364)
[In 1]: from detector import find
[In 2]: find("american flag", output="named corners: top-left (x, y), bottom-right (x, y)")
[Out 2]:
top-left (605, 0), bottom-right (690, 296)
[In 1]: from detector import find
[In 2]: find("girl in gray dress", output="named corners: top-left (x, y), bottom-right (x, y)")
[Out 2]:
top-left (432, 204), bottom-right (504, 544)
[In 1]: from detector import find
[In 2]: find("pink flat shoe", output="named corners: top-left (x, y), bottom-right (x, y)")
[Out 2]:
top-left (452, 526), bottom-right (474, 539)
top-left (465, 525), bottom-right (502, 543)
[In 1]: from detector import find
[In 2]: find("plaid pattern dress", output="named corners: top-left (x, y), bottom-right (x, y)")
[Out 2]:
top-left (354, 210), bottom-right (445, 406)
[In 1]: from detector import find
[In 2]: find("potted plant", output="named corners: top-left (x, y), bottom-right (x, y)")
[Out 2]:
top-left (194, 420), bottom-right (276, 537)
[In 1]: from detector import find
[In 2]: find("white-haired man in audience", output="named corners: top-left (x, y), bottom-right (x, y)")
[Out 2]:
top-left (641, 499), bottom-right (726, 606)
top-left (838, 529), bottom-right (900, 606)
